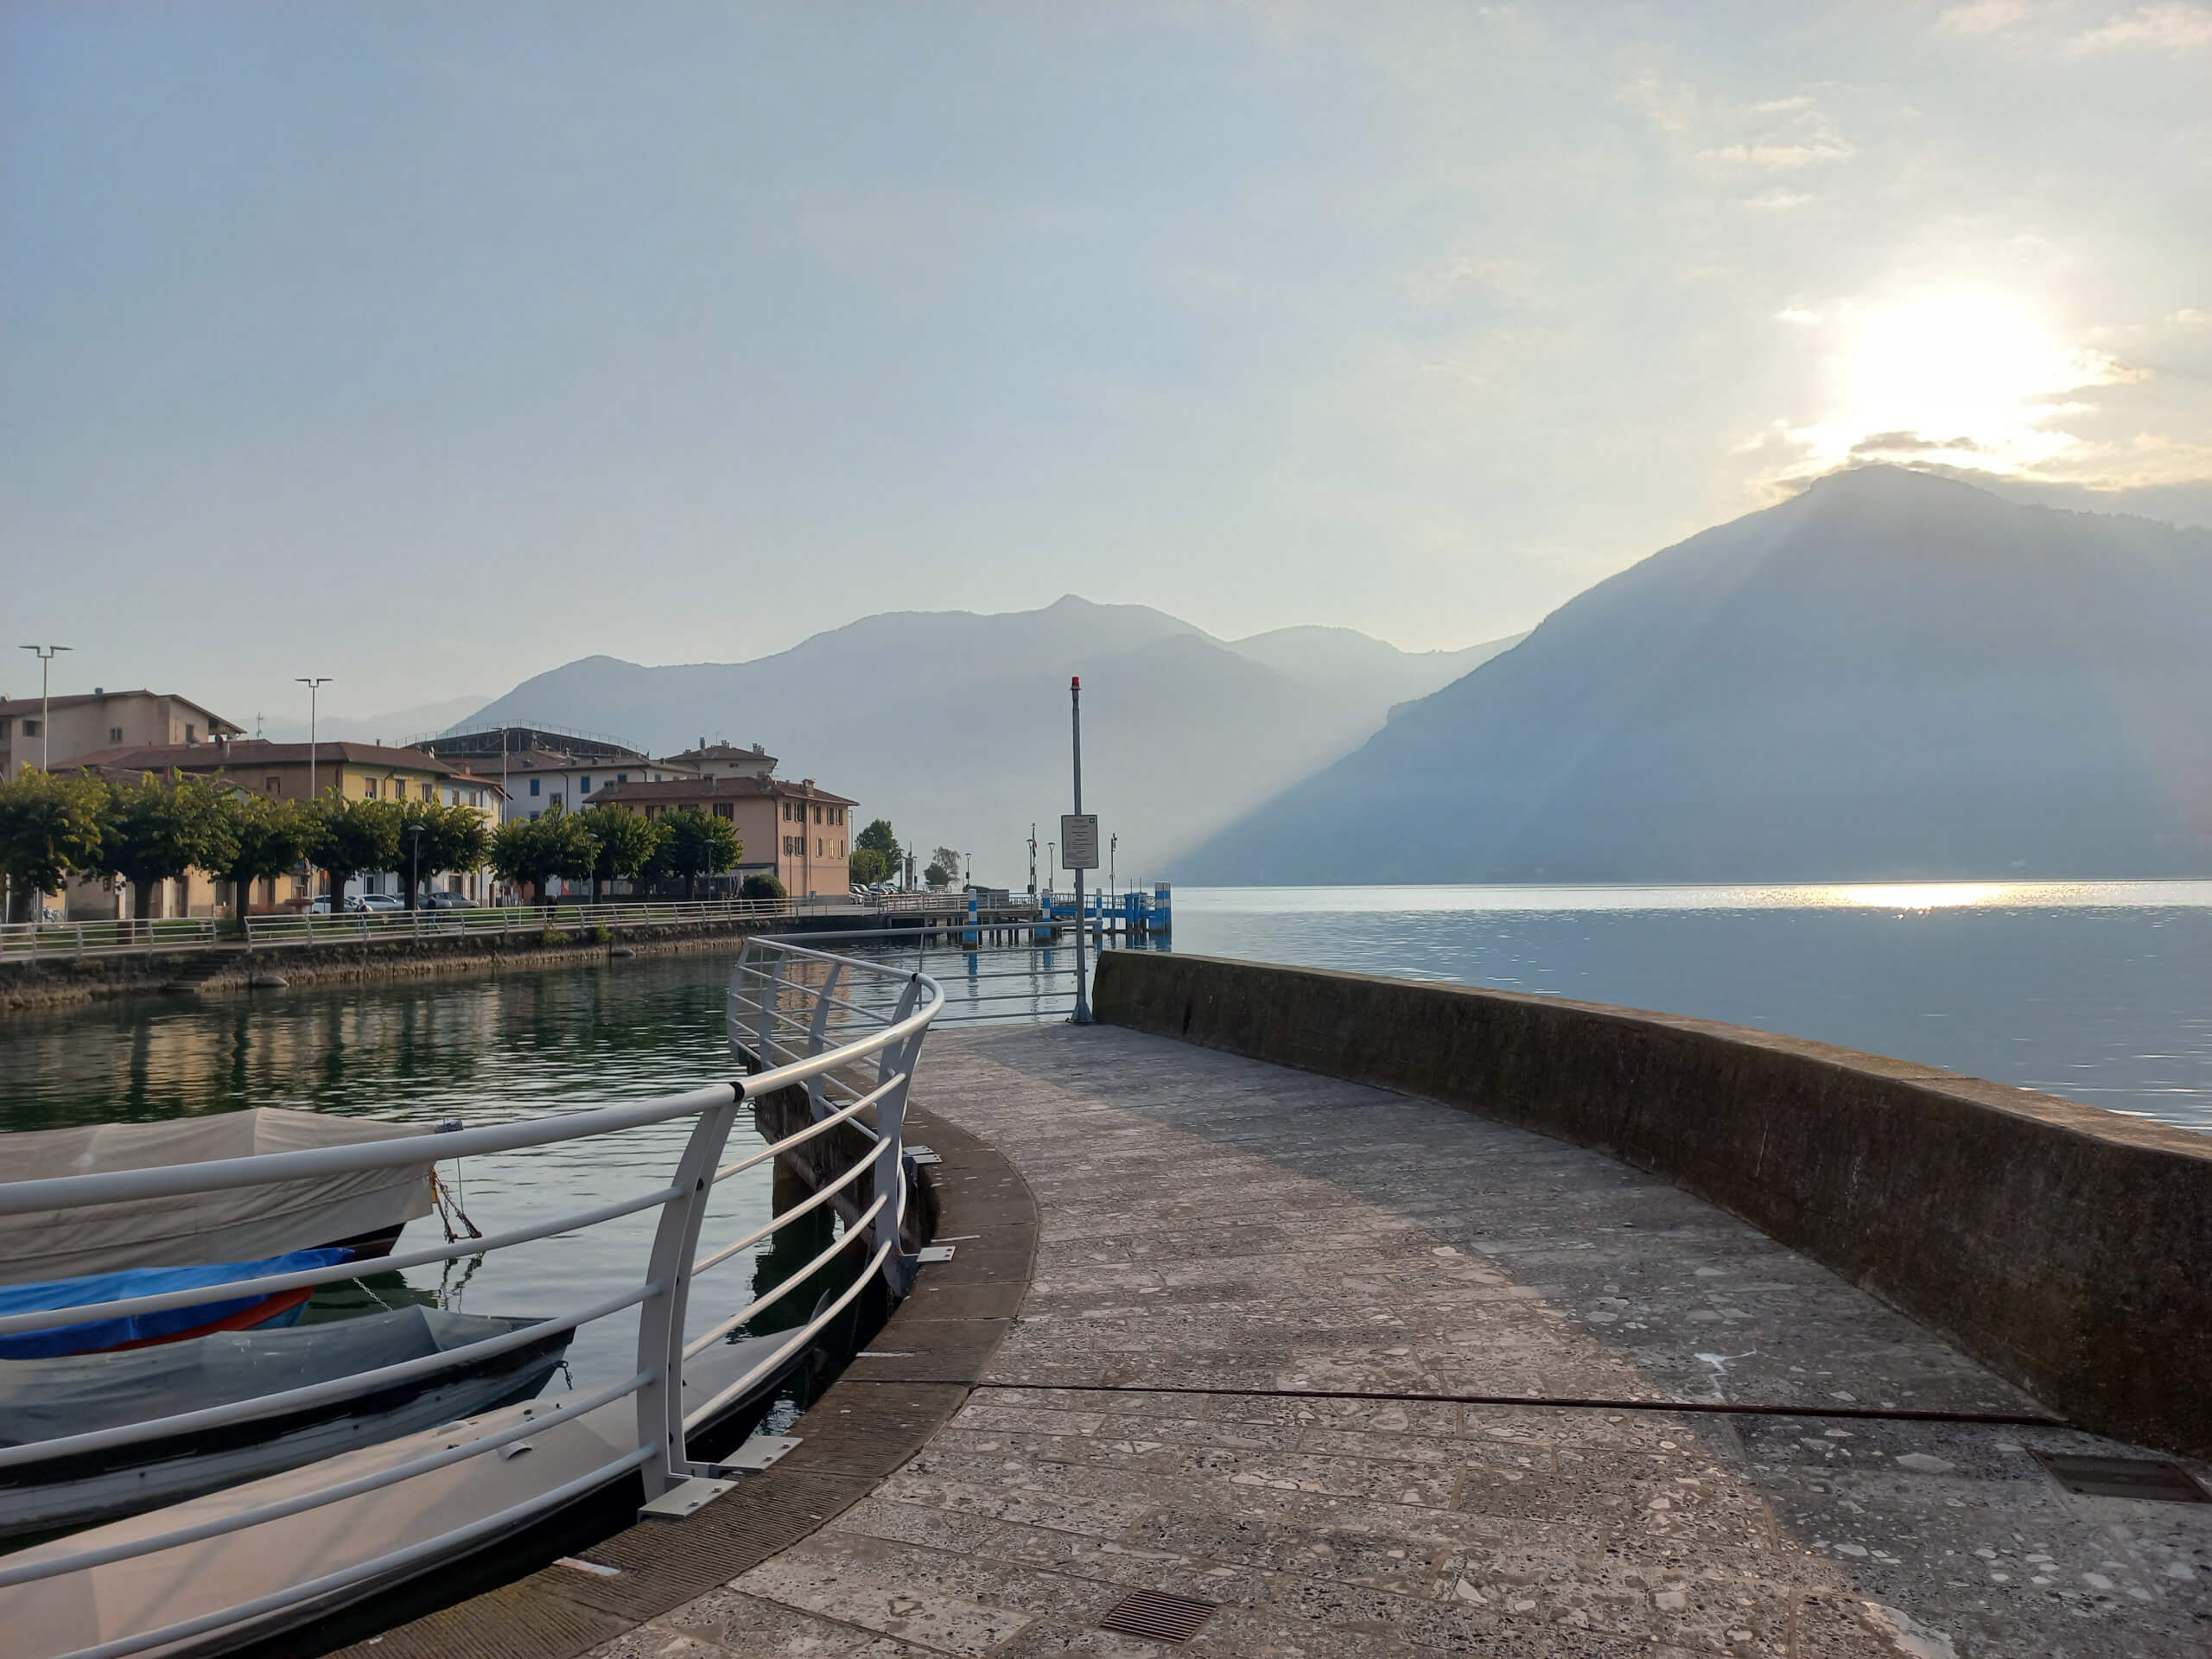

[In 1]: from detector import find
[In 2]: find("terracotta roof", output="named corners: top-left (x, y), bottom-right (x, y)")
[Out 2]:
top-left (62, 740), bottom-right (500, 783)
top-left (0, 690), bottom-right (241, 731)
top-left (661, 742), bottom-right (777, 765)
top-left (593, 775), bottom-right (857, 808)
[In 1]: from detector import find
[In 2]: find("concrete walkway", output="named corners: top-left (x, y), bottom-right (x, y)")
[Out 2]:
top-left (594, 1024), bottom-right (2212, 1659)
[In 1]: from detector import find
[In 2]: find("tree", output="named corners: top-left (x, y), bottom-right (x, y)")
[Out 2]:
top-left (740, 872), bottom-right (785, 902)
top-left (96, 772), bottom-right (238, 924)
top-left (923, 861), bottom-right (952, 888)
top-left (394, 801), bottom-right (493, 909)
top-left (855, 818), bottom-right (899, 871)
top-left (213, 790), bottom-right (317, 931)
top-left (0, 769), bottom-right (108, 923)
top-left (930, 846), bottom-right (963, 888)
top-left (310, 797), bottom-right (403, 912)
top-left (657, 807), bottom-right (741, 902)
top-left (582, 805), bottom-right (662, 904)
top-left (849, 846), bottom-right (889, 886)
top-left (489, 802), bottom-right (594, 904)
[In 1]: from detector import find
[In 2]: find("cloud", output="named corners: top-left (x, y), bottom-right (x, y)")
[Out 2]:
top-left (2068, 3), bottom-right (2212, 51)
top-left (1848, 431), bottom-right (1988, 456)
top-left (1743, 189), bottom-right (1813, 212)
top-left (1936, 0), bottom-right (2031, 35)
top-left (1774, 308), bottom-right (1824, 325)
top-left (2171, 308), bottom-right (2210, 327)
top-left (1696, 100), bottom-right (1855, 171)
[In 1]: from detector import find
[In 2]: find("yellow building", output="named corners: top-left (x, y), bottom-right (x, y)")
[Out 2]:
top-left (0, 688), bottom-right (239, 783)
top-left (592, 773), bottom-right (855, 898)
top-left (61, 739), bottom-right (505, 917)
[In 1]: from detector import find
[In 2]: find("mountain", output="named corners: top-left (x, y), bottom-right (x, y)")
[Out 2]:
top-left (1176, 467), bottom-right (2212, 884)
top-left (1223, 626), bottom-right (1523, 712)
top-left (459, 598), bottom-right (1513, 877)
top-left (260, 694), bottom-right (492, 746)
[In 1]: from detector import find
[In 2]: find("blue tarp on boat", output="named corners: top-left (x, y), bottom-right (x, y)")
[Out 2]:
top-left (0, 1249), bottom-right (353, 1359)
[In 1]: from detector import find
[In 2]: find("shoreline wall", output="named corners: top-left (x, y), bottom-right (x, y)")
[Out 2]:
top-left (1094, 950), bottom-right (2212, 1458)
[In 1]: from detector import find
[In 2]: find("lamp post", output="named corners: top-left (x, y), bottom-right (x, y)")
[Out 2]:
top-left (295, 677), bottom-right (332, 798)
top-left (17, 645), bottom-right (71, 772)
top-left (404, 823), bottom-right (425, 912)
top-left (1109, 833), bottom-right (1117, 906)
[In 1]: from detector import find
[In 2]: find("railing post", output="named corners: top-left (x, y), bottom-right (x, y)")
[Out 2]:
top-left (757, 951), bottom-right (783, 1064)
top-left (875, 1005), bottom-right (928, 1297)
top-left (804, 960), bottom-right (845, 1122)
top-left (633, 1087), bottom-right (741, 1497)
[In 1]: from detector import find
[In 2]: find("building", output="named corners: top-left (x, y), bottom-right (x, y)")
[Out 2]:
top-left (658, 741), bottom-right (777, 782)
top-left (590, 774), bottom-right (856, 897)
top-left (415, 726), bottom-right (695, 821)
top-left (59, 739), bottom-right (505, 916)
top-left (0, 689), bottom-right (241, 782)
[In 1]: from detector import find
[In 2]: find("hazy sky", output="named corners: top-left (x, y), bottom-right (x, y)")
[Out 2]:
top-left (5, 2), bottom-right (2208, 725)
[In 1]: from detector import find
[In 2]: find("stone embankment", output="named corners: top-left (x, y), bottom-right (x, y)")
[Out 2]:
top-left (1093, 950), bottom-right (2212, 1462)
top-left (0, 912), bottom-right (931, 1013)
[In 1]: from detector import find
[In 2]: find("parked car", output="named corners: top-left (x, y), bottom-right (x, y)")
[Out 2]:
top-left (420, 893), bottom-right (470, 911)
top-left (353, 894), bottom-right (404, 913)
top-left (308, 898), bottom-right (334, 914)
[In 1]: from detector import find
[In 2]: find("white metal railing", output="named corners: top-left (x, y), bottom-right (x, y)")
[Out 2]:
top-left (0, 892), bottom-right (1047, 960)
top-left (0, 917), bottom-right (221, 959)
top-left (0, 937), bottom-right (941, 1659)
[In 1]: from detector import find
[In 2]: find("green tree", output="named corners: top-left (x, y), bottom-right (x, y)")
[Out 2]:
top-left (582, 805), bottom-right (662, 904)
top-left (394, 800), bottom-right (493, 909)
top-left (213, 790), bottom-right (317, 932)
top-left (740, 872), bottom-right (785, 902)
top-left (658, 807), bottom-right (742, 902)
top-left (0, 769), bottom-right (108, 923)
top-left (855, 817), bottom-right (899, 870)
top-left (310, 797), bottom-right (403, 912)
top-left (489, 802), bottom-right (594, 904)
top-left (927, 845), bottom-right (963, 888)
top-left (95, 772), bottom-right (238, 924)
top-left (849, 845), bottom-right (889, 885)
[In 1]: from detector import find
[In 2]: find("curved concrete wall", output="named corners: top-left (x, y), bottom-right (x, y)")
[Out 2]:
top-left (1094, 950), bottom-right (2212, 1457)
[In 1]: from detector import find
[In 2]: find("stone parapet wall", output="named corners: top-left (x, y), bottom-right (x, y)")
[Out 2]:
top-left (1094, 949), bottom-right (2212, 1458)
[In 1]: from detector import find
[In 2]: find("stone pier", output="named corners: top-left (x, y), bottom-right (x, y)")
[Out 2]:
top-left (571, 1021), bottom-right (2212, 1659)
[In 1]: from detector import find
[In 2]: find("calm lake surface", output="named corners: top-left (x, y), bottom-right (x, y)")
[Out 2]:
top-left (1172, 880), bottom-right (2212, 1133)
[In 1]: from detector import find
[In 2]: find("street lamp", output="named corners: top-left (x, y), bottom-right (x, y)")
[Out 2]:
top-left (17, 645), bottom-right (71, 772)
top-left (404, 823), bottom-right (426, 912)
top-left (1109, 833), bottom-right (1117, 904)
top-left (296, 677), bottom-right (332, 798)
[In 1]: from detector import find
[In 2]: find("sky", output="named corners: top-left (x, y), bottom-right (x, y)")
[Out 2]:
top-left (4, 2), bottom-right (2209, 727)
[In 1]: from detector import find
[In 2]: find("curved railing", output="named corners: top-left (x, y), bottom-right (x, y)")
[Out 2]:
top-left (0, 938), bottom-right (942, 1659)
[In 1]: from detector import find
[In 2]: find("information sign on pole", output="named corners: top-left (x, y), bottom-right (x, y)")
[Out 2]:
top-left (1060, 814), bottom-right (1100, 870)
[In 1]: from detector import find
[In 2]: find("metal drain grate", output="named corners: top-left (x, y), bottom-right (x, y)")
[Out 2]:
top-left (2037, 1453), bottom-right (2210, 1503)
top-left (1101, 1589), bottom-right (1217, 1643)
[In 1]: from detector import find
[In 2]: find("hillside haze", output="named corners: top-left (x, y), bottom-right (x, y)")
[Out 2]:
top-left (461, 597), bottom-right (1519, 877)
top-left (1179, 467), bottom-right (2212, 884)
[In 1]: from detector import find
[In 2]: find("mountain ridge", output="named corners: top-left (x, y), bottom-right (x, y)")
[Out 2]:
top-left (1174, 467), bottom-right (2212, 883)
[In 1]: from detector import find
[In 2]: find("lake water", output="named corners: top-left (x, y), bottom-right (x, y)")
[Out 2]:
top-left (1170, 880), bottom-right (2212, 1134)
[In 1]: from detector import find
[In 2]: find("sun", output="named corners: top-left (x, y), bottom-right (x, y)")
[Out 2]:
top-left (1793, 288), bottom-right (2115, 474)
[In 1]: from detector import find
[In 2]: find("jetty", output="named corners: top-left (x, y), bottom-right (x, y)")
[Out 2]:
top-left (334, 950), bottom-right (2212, 1659)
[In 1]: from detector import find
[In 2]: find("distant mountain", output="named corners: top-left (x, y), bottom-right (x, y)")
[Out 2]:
top-left (1177, 467), bottom-right (2212, 883)
top-left (1224, 626), bottom-right (1523, 711)
top-left (261, 694), bottom-right (491, 746)
top-left (460, 598), bottom-right (1512, 877)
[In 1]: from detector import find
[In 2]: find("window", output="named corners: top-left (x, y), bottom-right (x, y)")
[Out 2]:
top-left (714, 803), bottom-right (732, 820)
top-left (581, 776), bottom-right (592, 793)
top-left (530, 810), bottom-right (541, 822)
top-left (264, 777), bottom-right (281, 794)
top-left (21, 719), bottom-right (38, 737)
top-left (364, 778), bottom-right (378, 798)
top-left (184, 722), bottom-right (196, 742)
top-left (110, 727), bottom-right (124, 743)
top-left (529, 779), bottom-right (541, 797)
top-left (616, 772), bottom-right (628, 784)
top-left (816, 838), bottom-right (823, 856)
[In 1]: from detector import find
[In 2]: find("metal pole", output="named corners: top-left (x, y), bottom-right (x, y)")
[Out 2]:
top-left (296, 677), bottom-right (331, 799)
top-left (18, 645), bottom-right (70, 773)
top-left (1071, 676), bottom-right (1090, 1024)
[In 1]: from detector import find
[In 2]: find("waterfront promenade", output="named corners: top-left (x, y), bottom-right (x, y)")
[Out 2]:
top-left (560, 1022), bottom-right (2212, 1659)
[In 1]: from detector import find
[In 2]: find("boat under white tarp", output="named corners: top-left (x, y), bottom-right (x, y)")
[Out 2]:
top-left (0, 1110), bottom-right (441, 1285)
